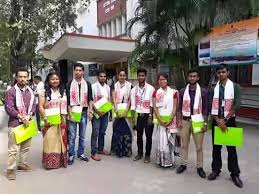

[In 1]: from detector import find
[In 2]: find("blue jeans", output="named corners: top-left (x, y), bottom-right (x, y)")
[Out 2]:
top-left (91, 113), bottom-right (109, 155)
top-left (67, 111), bottom-right (87, 157)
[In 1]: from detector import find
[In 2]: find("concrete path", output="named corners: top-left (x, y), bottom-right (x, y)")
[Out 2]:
top-left (0, 121), bottom-right (258, 194)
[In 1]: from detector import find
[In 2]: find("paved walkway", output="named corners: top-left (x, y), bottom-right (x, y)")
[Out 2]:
top-left (0, 122), bottom-right (258, 194)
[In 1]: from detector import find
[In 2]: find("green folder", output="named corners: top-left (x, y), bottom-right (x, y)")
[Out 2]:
top-left (72, 112), bottom-right (82, 123)
top-left (43, 107), bottom-right (62, 126)
top-left (214, 126), bottom-right (243, 147)
top-left (153, 114), bottom-right (158, 124)
top-left (13, 120), bottom-right (37, 144)
top-left (46, 114), bottom-right (61, 125)
top-left (40, 114), bottom-right (61, 127)
top-left (94, 101), bottom-right (113, 119)
top-left (153, 114), bottom-right (172, 125)
top-left (72, 106), bottom-right (83, 123)
top-left (192, 121), bottom-right (204, 133)
top-left (99, 101), bottom-right (113, 112)
top-left (113, 109), bottom-right (132, 118)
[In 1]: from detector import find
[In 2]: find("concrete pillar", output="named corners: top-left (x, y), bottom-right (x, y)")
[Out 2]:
top-left (101, 25), bottom-right (106, 37)
top-left (116, 17), bottom-right (122, 36)
top-left (106, 22), bottom-right (111, 37)
top-left (121, 14), bottom-right (126, 34)
top-left (98, 26), bottom-right (102, 36)
top-left (111, 20), bottom-right (116, 37)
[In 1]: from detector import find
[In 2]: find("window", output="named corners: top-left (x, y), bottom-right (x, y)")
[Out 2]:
top-left (237, 65), bottom-right (251, 85)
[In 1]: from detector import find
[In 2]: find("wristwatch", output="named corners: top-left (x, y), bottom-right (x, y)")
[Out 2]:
top-left (204, 122), bottom-right (208, 126)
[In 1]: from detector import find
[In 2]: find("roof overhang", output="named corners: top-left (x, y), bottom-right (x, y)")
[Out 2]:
top-left (41, 33), bottom-right (136, 63)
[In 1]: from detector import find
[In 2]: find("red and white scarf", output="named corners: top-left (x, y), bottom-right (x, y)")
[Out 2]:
top-left (211, 79), bottom-right (234, 117)
top-left (182, 84), bottom-right (202, 117)
top-left (46, 89), bottom-right (67, 115)
top-left (114, 81), bottom-right (131, 104)
top-left (134, 83), bottom-right (154, 113)
top-left (70, 79), bottom-right (88, 107)
top-left (14, 84), bottom-right (34, 117)
top-left (93, 81), bottom-right (110, 102)
top-left (155, 87), bottom-right (178, 133)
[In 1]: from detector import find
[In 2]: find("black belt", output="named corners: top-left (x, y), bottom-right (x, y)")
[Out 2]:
top-left (182, 116), bottom-right (191, 121)
top-left (138, 113), bottom-right (149, 117)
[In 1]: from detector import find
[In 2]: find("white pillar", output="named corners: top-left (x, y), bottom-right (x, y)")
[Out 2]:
top-left (116, 17), bottom-right (122, 36)
top-left (111, 20), bottom-right (116, 37)
top-left (102, 25), bottom-right (106, 37)
top-left (98, 26), bottom-right (102, 36)
top-left (121, 14), bottom-right (126, 34)
top-left (106, 22), bottom-right (111, 37)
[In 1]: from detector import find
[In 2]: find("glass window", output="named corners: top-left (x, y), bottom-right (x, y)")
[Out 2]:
top-left (237, 65), bottom-right (251, 85)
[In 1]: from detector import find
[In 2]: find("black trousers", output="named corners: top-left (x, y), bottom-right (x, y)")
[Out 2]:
top-left (212, 117), bottom-right (240, 176)
top-left (136, 114), bottom-right (154, 156)
top-left (36, 105), bottom-right (41, 131)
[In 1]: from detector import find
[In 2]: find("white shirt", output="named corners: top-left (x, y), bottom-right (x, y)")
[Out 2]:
top-left (36, 81), bottom-right (45, 96)
top-left (130, 82), bottom-right (154, 114)
top-left (92, 81), bottom-right (110, 101)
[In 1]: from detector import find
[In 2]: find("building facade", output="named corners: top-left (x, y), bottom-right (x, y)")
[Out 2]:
top-left (42, 1), bottom-right (259, 119)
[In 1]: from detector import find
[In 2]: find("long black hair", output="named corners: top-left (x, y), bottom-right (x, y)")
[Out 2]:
top-left (44, 71), bottom-right (65, 101)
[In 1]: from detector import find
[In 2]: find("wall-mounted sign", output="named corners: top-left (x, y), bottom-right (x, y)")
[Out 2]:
top-left (199, 17), bottom-right (259, 66)
top-left (97, 0), bottom-right (126, 25)
top-left (88, 64), bottom-right (98, 76)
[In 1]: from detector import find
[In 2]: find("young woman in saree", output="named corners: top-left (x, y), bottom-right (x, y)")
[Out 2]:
top-left (110, 69), bottom-right (133, 157)
top-left (153, 73), bottom-right (178, 168)
top-left (38, 72), bottom-right (68, 169)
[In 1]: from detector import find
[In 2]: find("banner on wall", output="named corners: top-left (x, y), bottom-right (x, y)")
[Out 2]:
top-left (199, 17), bottom-right (259, 66)
top-left (88, 64), bottom-right (98, 76)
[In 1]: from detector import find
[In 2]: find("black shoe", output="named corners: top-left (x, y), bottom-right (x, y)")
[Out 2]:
top-left (144, 156), bottom-right (150, 163)
top-left (197, 168), bottom-right (206, 178)
top-left (68, 156), bottom-right (74, 165)
top-left (176, 165), bottom-right (187, 174)
top-left (231, 175), bottom-right (243, 188)
top-left (78, 155), bottom-right (89, 162)
top-left (208, 171), bottom-right (220, 180)
top-left (133, 154), bottom-right (143, 161)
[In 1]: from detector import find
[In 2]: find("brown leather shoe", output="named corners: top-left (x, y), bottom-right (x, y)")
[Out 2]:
top-left (98, 150), bottom-right (111, 155)
top-left (17, 164), bottom-right (33, 172)
top-left (6, 170), bottom-right (16, 180)
top-left (91, 154), bottom-right (101, 161)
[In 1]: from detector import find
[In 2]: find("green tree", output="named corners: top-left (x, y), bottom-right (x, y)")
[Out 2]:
top-left (0, 6), bottom-right (11, 82)
top-left (127, 0), bottom-right (257, 86)
top-left (0, 0), bottom-right (90, 78)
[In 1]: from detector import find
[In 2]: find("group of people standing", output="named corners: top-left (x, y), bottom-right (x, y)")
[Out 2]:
top-left (4, 63), bottom-right (243, 188)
